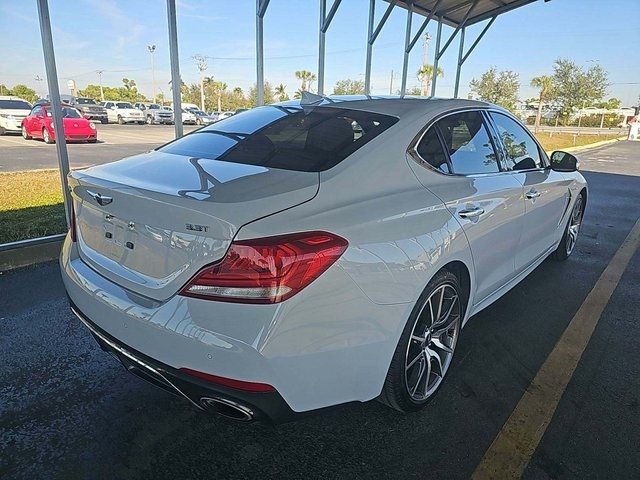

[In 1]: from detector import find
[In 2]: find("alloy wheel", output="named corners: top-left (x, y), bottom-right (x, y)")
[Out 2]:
top-left (566, 196), bottom-right (583, 255)
top-left (404, 283), bottom-right (461, 401)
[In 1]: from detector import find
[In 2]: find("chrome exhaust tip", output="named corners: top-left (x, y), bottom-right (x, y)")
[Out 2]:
top-left (200, 397), bottom-right (255, 422)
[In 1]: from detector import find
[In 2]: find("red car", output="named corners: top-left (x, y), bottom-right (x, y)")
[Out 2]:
top-left (21, 103), bottom-right (97, 144)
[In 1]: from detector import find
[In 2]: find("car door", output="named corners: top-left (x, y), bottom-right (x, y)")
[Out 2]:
top-left (30, 105), bottom-right (44, 136)
top-left (487, 111), bottom-right (573, 272)
top-left (411, 110), bottom-right (525, 304)
top-left (104, 102), bottom-right (115, 122)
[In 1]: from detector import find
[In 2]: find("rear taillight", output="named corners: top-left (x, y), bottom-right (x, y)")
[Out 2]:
top-left (180, 231), bottom-right (348, 304)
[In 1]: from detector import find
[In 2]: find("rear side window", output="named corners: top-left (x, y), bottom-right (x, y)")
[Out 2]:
top-left (489, 112), bottom-right (543, 170)
top-left (0, 100), bottom-right (32, 109)
top-left (157, 105), bottom-right (398, 172)
top-left (437, 111), bottom-right (499, 175)
top-left (416, 127), bottom-right (449, 173)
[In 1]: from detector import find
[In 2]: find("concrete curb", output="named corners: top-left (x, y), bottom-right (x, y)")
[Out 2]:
top-left (548, 136), bottom-right (627, 155)
top-left (0, 234), bottom-right (65, 272)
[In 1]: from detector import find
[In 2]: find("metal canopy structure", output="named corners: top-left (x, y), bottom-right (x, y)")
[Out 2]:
top-left (389, 0), bottom-right (539, 27)
top-left (32, 0), bottom-right (545, 242)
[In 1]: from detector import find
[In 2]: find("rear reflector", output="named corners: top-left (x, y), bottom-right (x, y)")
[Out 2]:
top-left (179, 231), bottom-right (348, 304)
top-left (179, 368), bottom-right (275, 393)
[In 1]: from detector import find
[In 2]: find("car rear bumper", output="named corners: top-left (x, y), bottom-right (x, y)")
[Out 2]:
top-left (68, 298), bottom-right (297, 422)
top-left (60, 231), bottom-right (409, 417)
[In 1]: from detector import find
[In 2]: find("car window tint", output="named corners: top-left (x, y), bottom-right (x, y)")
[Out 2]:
top-left (437, 111), bottom-right (499, 175)
top-left (158, 105), bottom-right (398, 172)
top-left (490, 112), bottom-right (542, 170)
top-left (416, 127), bottom-right (450, 173)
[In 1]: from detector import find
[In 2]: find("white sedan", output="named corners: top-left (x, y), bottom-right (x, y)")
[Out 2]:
top-left (61, 96), bottom-right (586, 422)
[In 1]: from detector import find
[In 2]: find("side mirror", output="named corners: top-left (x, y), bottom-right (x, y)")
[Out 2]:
top-left (83, 114), bottom-right (91, 120)
top-left (550, 151), bottom-right (579, 172)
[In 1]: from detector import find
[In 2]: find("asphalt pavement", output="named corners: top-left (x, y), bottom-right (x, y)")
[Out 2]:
top-left (0, 142), bottom-right (639, 479)
top-left (0, 124), bottom-right (198, 172)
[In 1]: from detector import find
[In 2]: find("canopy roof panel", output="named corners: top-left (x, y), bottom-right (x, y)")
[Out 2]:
top-left (387, 0), bottom-right (541, 27)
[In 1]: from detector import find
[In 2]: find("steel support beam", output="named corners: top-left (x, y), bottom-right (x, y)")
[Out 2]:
top-left (407, 0), bottom-right (443, 53)
top-left (256, 0), bottom-right (270, 106)
top-left (364, 0), bottom-right (375, 95)
top-left (435, 0), bottom-right (479, 62)
top-left (460, 16), bottom-right (496, 65)
top-left (399, 1), bottom-right (413, 96)
top-left (166, 0), bottom-right (183, 137)
top-left (453, 27), bottom-right (465, 98)
top-left (317, 0), bottom-right (341, 95)
top-left (364, 0), bottom-right (397, 95)
top-left (36, 0), bottom-right (71, 228)
top-left (430, 17), bottom-right (442, 96)
top-left (453, 16), bottom-right (497, 98)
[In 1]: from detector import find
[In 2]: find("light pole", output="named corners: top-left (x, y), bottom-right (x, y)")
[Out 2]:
top-left (192, 54), bottom-right (207, 111)
top-left (96, 70), bottom-right (105, 101)
top-left (148, 44), bottom-right (157, 103)
top-left (34, 75), bottom-right (44, 97)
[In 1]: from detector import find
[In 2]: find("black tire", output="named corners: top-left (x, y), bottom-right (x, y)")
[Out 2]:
top-left (43, 128), bottom-right (54, 144)
top-left (196, 118), bottom-right (202, 125)
top-left (138, 121), bottom-right (145, 125)
top-left (553, 192), bottom-right (584, 261)
top-left (0, 126), bottom-right (6, 135)
top-left (146, 115), bottom-right (153, 125)
top-left (22, 125), bottom-right (31, 140)
top-left (100, 119), bottom-right (108, 124)
top-left (379, 269), bottom-right (464, 413)
top-left (117, 115), bottom-right (124, 125)
top-left (88, 139), bottom-right (97, 143)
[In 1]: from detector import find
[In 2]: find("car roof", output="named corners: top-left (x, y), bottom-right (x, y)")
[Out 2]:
top-left (0, 96), bottom-right (32, 102)
top-left (275, 95), bottom-right (497, 117)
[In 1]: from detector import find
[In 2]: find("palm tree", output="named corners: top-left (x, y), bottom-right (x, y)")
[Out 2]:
top-left (416, 64), bottom-right (443, 96)
top-left (275, 83), bottom-right (289, 101)
top-left (295, 70), bottom-right (317, 93)
top-left (530, 75), bottom-right (554, 133)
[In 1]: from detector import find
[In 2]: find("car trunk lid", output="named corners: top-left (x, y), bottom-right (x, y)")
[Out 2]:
top-left (70, 150), bottom-right (319, 301)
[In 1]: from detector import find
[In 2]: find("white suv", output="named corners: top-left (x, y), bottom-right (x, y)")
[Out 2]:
top-left (102, 101), bottom-right (145, 124)
top-left (0, 96), bottom-right (32, 135)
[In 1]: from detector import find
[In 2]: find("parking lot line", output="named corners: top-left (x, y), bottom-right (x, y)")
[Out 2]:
top-left (472, 217), bottom-right (640, 480)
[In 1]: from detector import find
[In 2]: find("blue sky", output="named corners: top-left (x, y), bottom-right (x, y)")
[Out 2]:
top-left (1, 0), bottom-right (638, 105)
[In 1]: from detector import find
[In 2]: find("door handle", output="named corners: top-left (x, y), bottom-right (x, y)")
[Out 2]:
top-left (459, 207), bottom-right (485, 219)
top-left (526, 189), bottom-right (541, 199)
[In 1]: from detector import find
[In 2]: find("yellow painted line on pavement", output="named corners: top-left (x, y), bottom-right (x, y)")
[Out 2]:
top-left (472, 217), bottom-right (640, 480)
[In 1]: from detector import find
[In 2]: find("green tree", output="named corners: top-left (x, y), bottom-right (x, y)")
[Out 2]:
top-left (530, 75), bottom-right (554, 132)
top-left (76, 84), bottom-right (104, 101)
top-left (275, 83), bottom-right (289, 102)
top-left (551, 58), bottom-right (608, 118)
top-left (248, 82), bottom-right (275, 107)
top-left (332, 79), bottom-right (365, 95)
top-left (8, 84), bottom-right (38, 103)
top-left (295, 70), bottom-right (316, 92)
top-left (417, 64), bottom-right (443, 95)
top-left (594, 98), bottom-right (621, 110)
top-left (469, 67), bottom-right (520, 110)
top-left (402, 86), bottom-right (422, 96)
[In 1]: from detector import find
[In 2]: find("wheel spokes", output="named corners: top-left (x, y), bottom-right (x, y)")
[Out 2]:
top-left (405, 282), bottom-right (461, 401)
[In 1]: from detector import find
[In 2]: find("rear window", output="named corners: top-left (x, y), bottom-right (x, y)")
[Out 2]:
top-left (157, 105), bottom-right (398, 172)
top-left (0, 100), bottom-right (32, 110)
